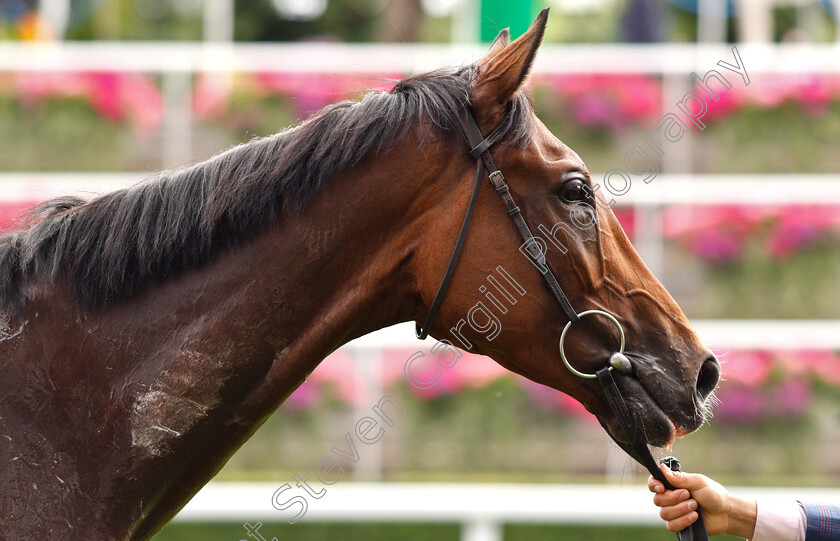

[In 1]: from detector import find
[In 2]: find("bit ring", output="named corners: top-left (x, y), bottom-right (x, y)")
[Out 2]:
top-left (559, 310), bottom-right (626, 379)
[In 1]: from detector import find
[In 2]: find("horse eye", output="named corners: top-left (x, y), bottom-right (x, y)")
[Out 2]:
top-left (558, 179), bottom-right (589, 203)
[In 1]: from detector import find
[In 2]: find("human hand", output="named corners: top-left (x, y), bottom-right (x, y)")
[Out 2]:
top-left (648, 464), bottom-right (756, 539)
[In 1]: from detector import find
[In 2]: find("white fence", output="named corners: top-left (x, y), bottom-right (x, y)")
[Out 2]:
top-left (173, 482), bottom-right (840, 541)
top-left (4, 172), bottom-right (840, 205)
top-left (349, 319), bottom-right (840, 352)
top-left (2, 42), bottom-right (840, 73)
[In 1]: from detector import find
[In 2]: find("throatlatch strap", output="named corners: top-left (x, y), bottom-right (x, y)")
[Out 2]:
top-left (415, 161), bottom-right (484, 340)
top-left (596, 367), bottom-right (709, 541)
top-left (460, 107), bottom-right (579, 324)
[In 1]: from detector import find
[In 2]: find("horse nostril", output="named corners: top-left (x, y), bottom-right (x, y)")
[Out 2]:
top-left (696, 356), bottom-right (720, 400)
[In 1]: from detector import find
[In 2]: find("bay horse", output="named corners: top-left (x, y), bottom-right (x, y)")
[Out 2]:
top-left (0, 10), bottom-right (719, 540)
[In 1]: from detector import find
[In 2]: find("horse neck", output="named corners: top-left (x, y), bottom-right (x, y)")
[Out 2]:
top-left (60, 138), bottom-right (452, 535)
top-left (121, 137), bottom-right (455, 420)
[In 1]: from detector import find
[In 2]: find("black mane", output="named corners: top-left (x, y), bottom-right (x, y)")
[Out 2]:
top-left (0, 65), bottom-right (535, 311)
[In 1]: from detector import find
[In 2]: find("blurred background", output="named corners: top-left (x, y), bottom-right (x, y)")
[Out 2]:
top-left (1, 0), bottom-right (840, 540)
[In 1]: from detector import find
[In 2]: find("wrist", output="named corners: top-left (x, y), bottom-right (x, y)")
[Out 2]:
top-left (725, 494), bottom-right (757, 539)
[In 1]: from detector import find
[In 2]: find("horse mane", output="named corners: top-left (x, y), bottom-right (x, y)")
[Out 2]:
top-left (0, 64), bottom-right (535, 312)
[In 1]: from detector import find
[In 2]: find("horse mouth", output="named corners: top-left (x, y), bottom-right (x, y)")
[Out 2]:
top-left (600, 390), bottom-right (676, 450)
top-left (600, 372), bottom-right (702, 450)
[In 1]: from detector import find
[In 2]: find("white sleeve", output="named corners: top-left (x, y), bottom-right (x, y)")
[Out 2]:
top-left (749, 499), bottom-right (806, 541)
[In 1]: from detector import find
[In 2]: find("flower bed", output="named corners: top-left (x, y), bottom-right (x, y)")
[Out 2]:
top-left (664, 205), bottom-right (840, 263)
top-left (2, 70), bottom-right (840, 172)
top-left (0, 72), bottom-right (162, 170)
top-left (284, 346), bottom-right (839, 429)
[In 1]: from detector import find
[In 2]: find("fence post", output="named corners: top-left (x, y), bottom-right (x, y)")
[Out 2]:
top-left (462, 518), bottom-right (503, 541)
top-left (162, 71), bottom-right (193, 169)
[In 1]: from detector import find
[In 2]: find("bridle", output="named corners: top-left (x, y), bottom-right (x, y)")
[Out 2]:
top-left (416, 104), bottom-right (709, 541)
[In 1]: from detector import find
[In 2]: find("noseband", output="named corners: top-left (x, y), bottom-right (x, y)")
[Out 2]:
top-left (416, 104), bottom-right (708, 541)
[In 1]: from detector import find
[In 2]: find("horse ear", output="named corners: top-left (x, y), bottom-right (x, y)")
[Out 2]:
top-left (481, 28), bottom-right (510, 62)
top-left (471, 8), bottom-right (549, 131)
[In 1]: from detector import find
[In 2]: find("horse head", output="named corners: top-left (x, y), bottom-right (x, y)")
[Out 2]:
top-left (413, 9), bottom-right (720, 450)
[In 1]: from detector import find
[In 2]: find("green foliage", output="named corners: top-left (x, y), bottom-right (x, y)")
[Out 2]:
top-left (153, 522), bottom-right (459, 541)
top-left (69, 0), bottom-right (204, 41)
top-left (666, 237), bottom-right (840, 319)
top-left (545, 7), bottom-right (621, 44)
top-left (507, 525), bottom-right (744, 541)
top-left (234, 0), bottom-right (379, 42)
top-left (151, 521), bottom-right (743, 541)
top-left (219, 380), bottom-right (603, 482)
top-left (0, 97), bottom-right (130, 171)
top-left (697, 102), bottom-right (840, 174)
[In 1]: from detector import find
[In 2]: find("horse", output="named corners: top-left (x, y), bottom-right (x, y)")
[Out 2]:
top-left (0, 9), bottom-right (719, 540)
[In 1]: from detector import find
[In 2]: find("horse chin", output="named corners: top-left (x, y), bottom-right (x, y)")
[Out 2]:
top-left (635, 385), bottom-right (707, 449)
top-left (599, 375), bottom-right (687, 450)
top-left (600, 394), bottom-right (677, 450)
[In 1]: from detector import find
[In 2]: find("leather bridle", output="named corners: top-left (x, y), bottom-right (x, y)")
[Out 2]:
top-left (416, 104), bottom-right (709, 541)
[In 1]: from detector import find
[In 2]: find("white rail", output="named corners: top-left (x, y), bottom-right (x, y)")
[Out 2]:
top-left (345, 320), bottom-right (840, 352)
top-left (3, 173), bottom-right (840, 206)
top-left (173, 482), bottom-right (840, 540)
top-left (0, 42), bottom-right (838, 74)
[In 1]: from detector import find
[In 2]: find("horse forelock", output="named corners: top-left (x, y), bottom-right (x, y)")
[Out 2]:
top-left (0, 64), bottom-right (536, 312)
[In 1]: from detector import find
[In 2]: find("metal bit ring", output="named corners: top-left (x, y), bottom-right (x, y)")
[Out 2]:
top-left (559, 310), bottom-right (626, 379)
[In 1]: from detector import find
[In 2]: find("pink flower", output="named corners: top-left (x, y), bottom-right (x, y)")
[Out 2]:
top-left (615, 74), bottom-right (661, 120)
top-left (309, 350), bottom-right (359, 405)
top-left (0, 202), bottom-right (36, 231)
top-left (738, 74), bottom-right (840, 113)
top-left (520, 378), bottom-right (557, 411)
top-left (719, 351), bottom-right (772, 387)
top-left (663, 206), bottom-right (764, 241)
top-left (537, 74), bottom-right (662, 130)
top-left (88, 72), bottom-right (124, 120)
top-left (767, 379), bottom-right (812, 419)
top-left (120, 74), bottom-right (163, 136)
top-left (285, 381), bottom-right (322, 410)
top-left (451, 353), bottom-right (508, 389)
top-left (14, 72), bottom-right (163, 136)
top-left (688, 230), bottom-right (744, 262)
top-left (555, 392), bottom-right (596, 423)
top-left (764, 205), bottom-right (840, 259)
top-left (382, 347), bottom-right (463, 400)
top-left (774, 350), bottom-right (840, 388)
top-left (794, 75), bottom-right (834, 112)
top-left (715, 386), bottom-right (766, 423)
top-left (261, 73), bottom-right (329, 116)
top-left (704, 86), bottom-right (741, 120)
top-left (517, 378), bottom-right (596, 423)
top-left (799, 350), bottom-right (840, 387)
top-left (405, 367), bottom-right (461, 400)
top-left (766, 222), bottom-right (820, 259)
top-left (193, 74), bottom-right (232, 119)
top-left (661, 204), bottom-right (840, 262)
top-left (745, 76), bottom-right (790, 109)
top-left (574, 94), bottom-right (620, 129)
top-left (255, 72), bottom-right (350, 117)
top-left (15, 72), bottom-right (89, 105)
top-left (612, 208), bottom-right (635, 239)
